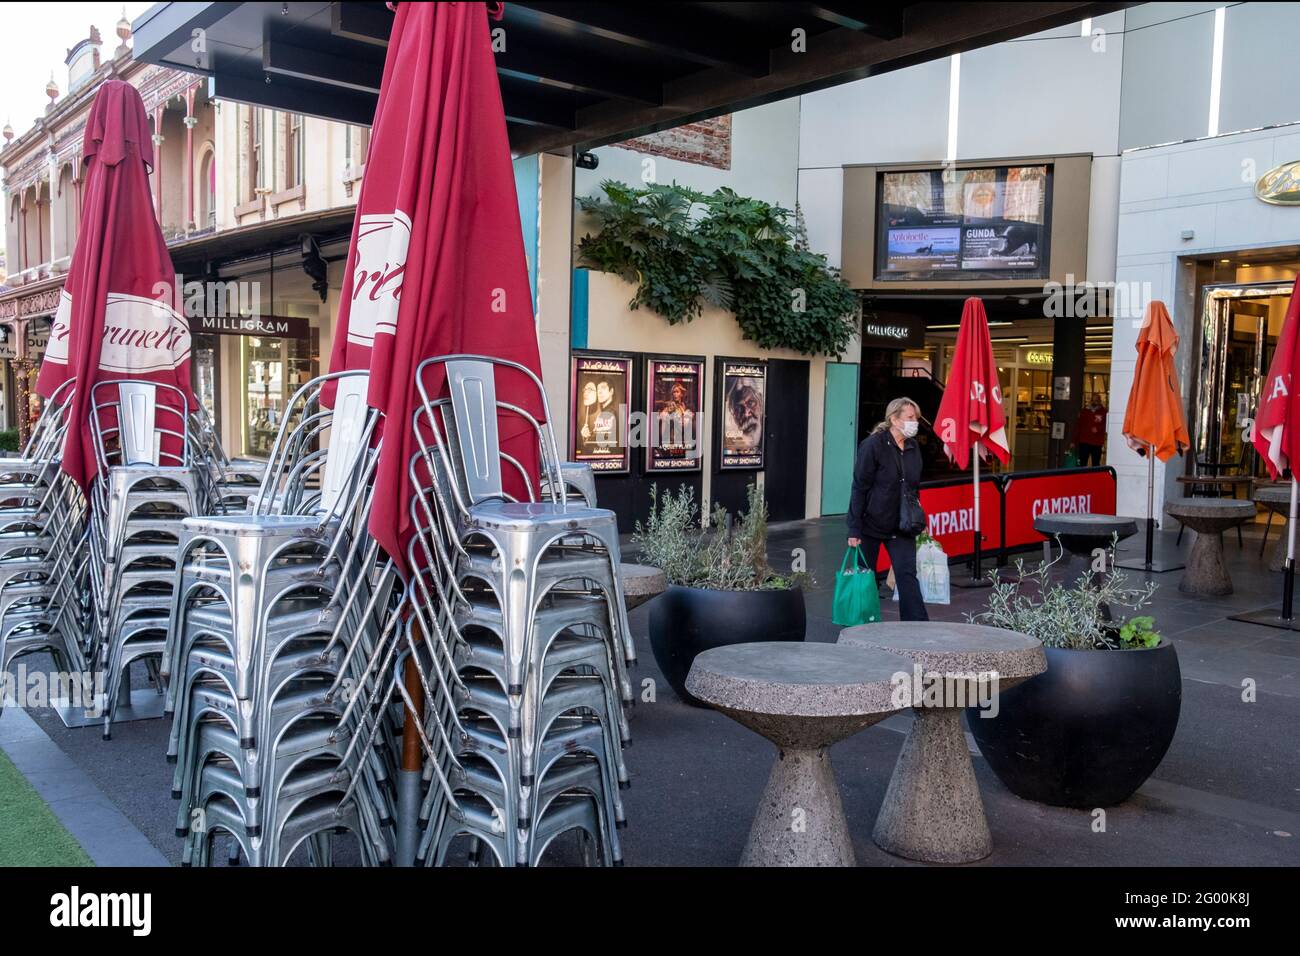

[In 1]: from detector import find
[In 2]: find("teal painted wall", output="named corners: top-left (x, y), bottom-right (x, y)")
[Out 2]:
top-left (821, 362), bottom-right (859, 515)
top-left (570, 268), bottom-right (589, 350)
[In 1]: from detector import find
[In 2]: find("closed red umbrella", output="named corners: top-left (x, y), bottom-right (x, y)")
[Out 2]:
top-left (324, 1), bottom-right (545, 864)
top-left (1119, 300), bottom-right (1189, 571)
top-left (327, 0), bottom-right (543, 577)
top-left (1252, 275), bottom-right (1300, 618)
top-left (934, 297), bottom-right (1010, 583)
top-left (35, 79), bottom-right (193, 492)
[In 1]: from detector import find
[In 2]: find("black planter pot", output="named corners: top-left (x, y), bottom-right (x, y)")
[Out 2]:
top-left (649, 584), bottom-right (806, 706)
top-left (966, 640), bottom-right (1181, 808)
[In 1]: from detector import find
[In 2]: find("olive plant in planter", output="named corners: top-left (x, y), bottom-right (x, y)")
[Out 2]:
top-left (964, 556), bottom-right (1181, 808)
top-left (633, 483), bottom-right (806, 706)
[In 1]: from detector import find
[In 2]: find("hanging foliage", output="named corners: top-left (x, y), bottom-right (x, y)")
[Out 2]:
top-left (577, 181), bottom-right (857, 356)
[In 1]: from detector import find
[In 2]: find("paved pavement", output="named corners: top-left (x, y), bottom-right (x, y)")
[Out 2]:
top-left (1, 516), bottom-right (1298, 866)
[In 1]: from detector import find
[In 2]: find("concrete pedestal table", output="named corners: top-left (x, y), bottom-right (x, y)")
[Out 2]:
top-left (685, 641), bottom-right (913, 866)
top-left (1032, 512), bottom-right (1138, 580)
top-left (1164, 499), bottom-right (1257, 596)
top-left (839, 622), bottom-right (1045, 864)
top-left (619, 563), bottom-right (667, 611)
top-left (1253, 486), bottom-right (1290, 572)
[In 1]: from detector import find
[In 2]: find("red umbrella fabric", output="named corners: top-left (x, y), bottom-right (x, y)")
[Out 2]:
top-left (934, 297), bottom-right (1010, 469)
top-left (1253, 275), bottom-right (1300, 479)
top-left (35, 79), bottom-right (192, 491)
top-left (327, 1), bottom-right (544, 576)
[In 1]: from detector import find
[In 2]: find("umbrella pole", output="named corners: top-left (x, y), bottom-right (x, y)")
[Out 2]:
top-left (1145, 441), bottom-right (1155, 569)
top-left (1285, 476), bottom-right (1297, 622)
top-left (396, 654), bottom-right (424, 866)
top-left (972, 443), bottom-right (982, 579)
top-left (954, 442), bottom-right (993, 588)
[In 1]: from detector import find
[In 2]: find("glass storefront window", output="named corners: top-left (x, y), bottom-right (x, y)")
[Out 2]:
top-left (241, 332), bottom-right (317, 457)
top-left (220, 249), bottom-right (325, 458)
top-left (191, 333), bottom-right (219, 424)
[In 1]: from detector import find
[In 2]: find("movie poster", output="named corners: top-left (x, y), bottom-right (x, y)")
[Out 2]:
top-left (720, 360), bottom-right (766, 470)
top-left (647, 358), bottom-right (704, 472)
top-left (571, 354), bottom-right (631, 473)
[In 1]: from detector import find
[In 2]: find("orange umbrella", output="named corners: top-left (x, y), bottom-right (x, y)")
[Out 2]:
top-left (1121, 300), bottom-right (1189, 571)
top-left (1122, 300), bottom-right (1189, 461)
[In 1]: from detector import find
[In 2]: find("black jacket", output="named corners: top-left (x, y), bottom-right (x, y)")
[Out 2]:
top-left (847, 429), bottom-right (924, 540)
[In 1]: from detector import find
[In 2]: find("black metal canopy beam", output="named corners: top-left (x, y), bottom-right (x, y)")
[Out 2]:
top-left (263, 37), bottom-right (384, 94)
top-left (800, 2), bottom-right (906, 38)
top-left (330, 1), bottom-right (392, 47)
top-left (512, 1), bottom-right (1132, 155)
top-left (211, 71), bottom-right (379, 126)
top-left (509, 2), bottom-right (772, 76)
top-left (501, 86), bottom-right (577, 129)
top-left (495, 41), bottom-right (663, 104)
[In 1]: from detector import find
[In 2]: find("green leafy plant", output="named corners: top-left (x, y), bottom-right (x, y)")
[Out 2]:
top-left (969, 545), bottom-right (1159, 650)
top-left (632, 482), bottom-right (807, 591)
top-left (1119, 615), bottom-right (1161, 649)
top-left (0, 429), bottom-right (19, 453)
top-left (576, 181), bottom-right (729, 325)
top-left (577, 181), bottom-right (857, 356)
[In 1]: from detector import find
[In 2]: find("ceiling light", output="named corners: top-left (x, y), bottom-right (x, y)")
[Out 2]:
top-left (927, 320), bottom-right (1013, 330)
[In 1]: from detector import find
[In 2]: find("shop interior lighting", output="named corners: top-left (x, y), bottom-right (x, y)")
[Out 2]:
top-left (927, 320), bottom-right (1013, 330)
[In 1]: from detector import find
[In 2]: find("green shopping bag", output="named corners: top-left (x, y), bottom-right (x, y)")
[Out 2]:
top-left (832, 546), bottom-right (881, 627)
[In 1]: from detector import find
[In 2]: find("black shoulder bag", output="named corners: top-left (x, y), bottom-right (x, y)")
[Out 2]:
top-left (894, 443), bottom-right (927, 537)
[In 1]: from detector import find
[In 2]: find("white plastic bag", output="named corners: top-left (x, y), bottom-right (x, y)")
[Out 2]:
top-left (892, 540), bottom-right (951, 605)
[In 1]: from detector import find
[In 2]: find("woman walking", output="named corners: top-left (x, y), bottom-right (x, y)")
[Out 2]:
top-left (847, 397), bottom-right (929, 622)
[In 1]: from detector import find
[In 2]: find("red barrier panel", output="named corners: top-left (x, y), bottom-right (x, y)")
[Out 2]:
top-left (875, 476), bottom-right (1002, 571)
top-left (1001, 467), bottom-right (1118, 551)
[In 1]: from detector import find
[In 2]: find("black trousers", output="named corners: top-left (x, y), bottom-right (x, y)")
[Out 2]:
top-left (1078, 443), bottom-right (1103, 466)
top-left (862, 534), bottom-right (929, 622)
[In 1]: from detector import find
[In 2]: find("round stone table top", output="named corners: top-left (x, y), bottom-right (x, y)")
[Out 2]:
top-left (1254, 485), bottom-right (1292, 508)
top-left (1032, 512), bottom-right (1138, 540)
top-left (839, 622), bottom-right (1045, 681)
top-left (685, 641), bottom-right (911, 718)
top-left (1164, 498), bottom-right (1257, 529)
top-left (619, 563), bottom-right (667, 609)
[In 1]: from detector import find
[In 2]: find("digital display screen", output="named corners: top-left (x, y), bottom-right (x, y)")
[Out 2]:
top-left (876, 165), bottom-right (1052, 280)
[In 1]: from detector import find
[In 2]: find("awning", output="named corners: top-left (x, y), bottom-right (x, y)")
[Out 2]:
top-left (132, 1), bottom-right (1132, 155)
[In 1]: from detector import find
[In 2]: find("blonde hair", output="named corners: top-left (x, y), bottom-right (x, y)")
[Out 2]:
top-left (873, 397), bottom-right (921, 435)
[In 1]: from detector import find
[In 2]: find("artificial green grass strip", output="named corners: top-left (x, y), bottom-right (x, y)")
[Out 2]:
top-left (0, 748), bottom-right (94, 867)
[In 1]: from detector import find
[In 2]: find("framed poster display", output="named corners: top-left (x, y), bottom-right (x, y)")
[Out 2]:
top-left (570, 353), bottom-right (632, 473)
top-left (646, 357), bottom-right (704, 472)
top-left (718, 358), bottom-right (766, 470)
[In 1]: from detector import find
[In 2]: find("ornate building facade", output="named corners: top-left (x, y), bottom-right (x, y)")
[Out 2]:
top-left (0, 16), bottom-right (368, 452)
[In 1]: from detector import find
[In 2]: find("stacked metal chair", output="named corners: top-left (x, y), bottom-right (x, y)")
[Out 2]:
top-left (0, 381), bottom-right (91, 711)
top-left (388, 355), bottom-right (635, 866)
top-left (86, 381), bottom-right (206, 738)
top-left (189, 403), bottom-right (267, 515)
top-left (167, 370), bottom-right (400, 866)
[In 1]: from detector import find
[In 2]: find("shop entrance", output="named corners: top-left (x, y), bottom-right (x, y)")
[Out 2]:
top-left (858, 294), bottom-right (1112, 478)
top-left (1193, 281), bottom-right (1293, 474)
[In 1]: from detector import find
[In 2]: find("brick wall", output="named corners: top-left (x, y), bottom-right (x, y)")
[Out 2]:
top-left (614, 115), bottom-right (732, 171)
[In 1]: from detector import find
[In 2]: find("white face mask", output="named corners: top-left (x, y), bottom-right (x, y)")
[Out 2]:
top-left (900, 420), bottom-right (919, 438)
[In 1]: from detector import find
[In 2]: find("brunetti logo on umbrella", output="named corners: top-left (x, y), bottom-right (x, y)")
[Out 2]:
top-left (346, 210), bottom-right (412, 348)
top-left (45, 290), bottom-right (190, 374)
top-left (99, 293), bottom-right (191, 373)
top-left (44, 290), bottom-right (73, 364)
